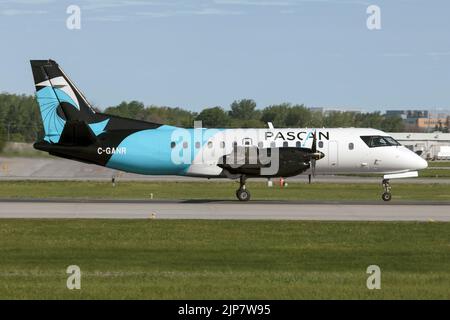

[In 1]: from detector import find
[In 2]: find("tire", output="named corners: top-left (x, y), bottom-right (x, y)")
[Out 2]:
top-left (382, 192), bottom-right (392, 202)
top-left (236, 189), bottom-right (251, 202)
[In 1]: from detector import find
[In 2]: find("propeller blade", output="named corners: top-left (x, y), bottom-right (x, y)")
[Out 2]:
top-left (311, 130), bottom-right (317, 177)
top-left (312, 130), bottom-right (317, 153)
top-left (311, 158), bottom-right (316, 177)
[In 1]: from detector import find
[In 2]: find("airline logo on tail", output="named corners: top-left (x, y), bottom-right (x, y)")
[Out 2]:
top-left (31, 60), bottom-right (100, 143)
top-left (35, 76), bottom-right (80, 110)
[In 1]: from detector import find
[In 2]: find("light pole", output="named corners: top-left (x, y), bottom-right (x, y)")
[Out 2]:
top-left (7, 123), bottom-right (11, 141)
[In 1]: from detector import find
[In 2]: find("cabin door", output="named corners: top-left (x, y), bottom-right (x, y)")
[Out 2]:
top-left (328, 141), bottom-right (338, 170)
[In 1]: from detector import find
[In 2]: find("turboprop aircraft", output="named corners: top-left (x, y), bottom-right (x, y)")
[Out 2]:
top-left (30, 60), bottom-right (428, 201)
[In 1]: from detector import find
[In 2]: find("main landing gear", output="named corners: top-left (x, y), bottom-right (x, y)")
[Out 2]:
top-left (381, 179), bottom-right (392, 201)
top-left (236, 175), bottom-right (251, 202)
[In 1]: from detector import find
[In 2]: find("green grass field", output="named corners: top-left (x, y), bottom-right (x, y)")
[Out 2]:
top-left (0, 180), bottom-right (450, 201)
top-left (0, 180), bottom-right (448, 299)
top-left (0, 219), bottom-right (448, 299)
top-left (428, 161), bottom-right (450, 168)
top-left (422, 161), bottom-right (450, 177)
top-left (420, 167), bottom-right (450, 178)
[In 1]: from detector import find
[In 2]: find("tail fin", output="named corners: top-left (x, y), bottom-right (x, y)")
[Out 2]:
top-left (30, 59), bottom-right (96, 143)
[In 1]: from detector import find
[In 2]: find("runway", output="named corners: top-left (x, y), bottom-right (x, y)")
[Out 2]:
top-left (0, 200), bottom-right (449, 221)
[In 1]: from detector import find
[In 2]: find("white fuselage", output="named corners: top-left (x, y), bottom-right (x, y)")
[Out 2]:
top-left (182, 127), bottom-right (428, 177)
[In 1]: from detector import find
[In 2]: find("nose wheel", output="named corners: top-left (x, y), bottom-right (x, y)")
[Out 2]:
top-left (381, 179), bottom-right (392, 201)
top-left (236, 175), bottom-right (251, 201)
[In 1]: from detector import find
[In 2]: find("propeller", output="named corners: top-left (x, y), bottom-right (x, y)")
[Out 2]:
top-left (311, 131), bottom-right (318, 177)
top-left (308, 130), bottom-right (325, 178)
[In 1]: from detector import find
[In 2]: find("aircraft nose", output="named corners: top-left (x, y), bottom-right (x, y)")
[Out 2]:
top-left (413, 155), bottom-right (428, 170)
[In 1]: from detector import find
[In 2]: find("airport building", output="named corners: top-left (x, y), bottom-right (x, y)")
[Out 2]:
top-left (389, 132), bottom-right (450, 160)
top-left (385, 109), bottom-right (450, 132)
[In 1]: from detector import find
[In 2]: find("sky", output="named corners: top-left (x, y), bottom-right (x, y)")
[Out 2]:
top-left (0, 0), bottom-right (449, 112)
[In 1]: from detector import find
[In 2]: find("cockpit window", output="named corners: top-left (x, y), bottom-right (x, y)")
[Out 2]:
top-left (383, 136), bottom-right (401, 146)
top-left (360, 135), bottom-right (400, 148)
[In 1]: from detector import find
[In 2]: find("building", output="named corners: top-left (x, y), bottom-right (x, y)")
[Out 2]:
top-left (309, 107), bottom-right (362, 115)
top-left (385, 110), bottom-right (450, 132)
top-left (385, 110), bottom-right (429, 120)
top-left (415, 117), bottom-right (449, 131)
top-left (389, 132), bottom-right (450, 159)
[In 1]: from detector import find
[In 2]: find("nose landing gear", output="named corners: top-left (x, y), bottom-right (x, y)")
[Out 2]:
top-left (381, 179), bottom-right (392, 201)
top-left (236, 175), bottom-right (251, 201)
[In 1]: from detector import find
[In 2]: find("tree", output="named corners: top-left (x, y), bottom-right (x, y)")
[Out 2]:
top-left (0, 93), bottom-right (42, 143)
top-left (381, 115), bottom-right (405, 132)
top-left (230, 99), bottom-right (257, 120)
top-left (355, 112), bottom-right (383, 129)
top-left (324, 111), bottom-right (357, 127)
top-left (196, 107), bottom-right (230, 127)
top-left (285, 104), bottom-right (312, 127)
top-left (260, 103), bottom-right (290, 127)
top-left (105, 102), bottom-right (196, 127)
top-left (229, 118), bottom-right (265, 128)
top-left (309, 109), bottom-right (325, 127)
top-left (104, 100), bottom-right (145, 119)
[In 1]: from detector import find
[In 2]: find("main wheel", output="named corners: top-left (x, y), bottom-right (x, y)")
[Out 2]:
top-left (382, 192), bottom-right (392, 202)
top-left (236, 189), bottom-right (251, 202)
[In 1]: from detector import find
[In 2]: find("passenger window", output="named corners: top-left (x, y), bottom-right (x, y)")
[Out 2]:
top-left (195, 141), bottom-right (201, 149)
top-left (183, 141), bottom-right (188, 149)
top-left (207, 141), bottom-right (213, 148)
top-left (318, 141), bottom-right (324, 148)
top-left (270, 141), bottom-right (276, 148)
top-left (283, 141), bottom-right (289, 148)
top-left (296, 141), bottom-right (301, 148)
top-left (220, 141), bottom-right (225, 148)
top-left (258, 141), bottom-right (263, 148)
top-left (170, 141), bottom-right (176, 149)
top-left (349, 143), bottom-right (354, 150)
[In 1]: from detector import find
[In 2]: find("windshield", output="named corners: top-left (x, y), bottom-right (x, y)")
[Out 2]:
top-left (360, 135), bottom-right (401, 148)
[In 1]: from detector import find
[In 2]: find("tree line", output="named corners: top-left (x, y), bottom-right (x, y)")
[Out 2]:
top-left (104, 99), bottom-right (405, 131)
top-left (0, 93), bottom-right (405, 150)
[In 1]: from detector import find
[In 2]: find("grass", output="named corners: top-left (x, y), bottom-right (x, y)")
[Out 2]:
top-left (0, 219), bottom-right (448, 299)
top-left (0, 180), bottom-right (450, 201)
top-left (427, 161), bottom-right (450, 168)
top-left (339, 167), bottom-right (450, 178)
top-left (420, 169), bottom-right (450, 178)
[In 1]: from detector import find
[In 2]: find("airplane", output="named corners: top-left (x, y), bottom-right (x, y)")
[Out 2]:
top-left (30, 59), bottom-right (428, 202)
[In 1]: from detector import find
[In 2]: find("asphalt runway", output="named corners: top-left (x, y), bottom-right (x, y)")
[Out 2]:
top-left (0, 199), bottom-right (449, 221)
